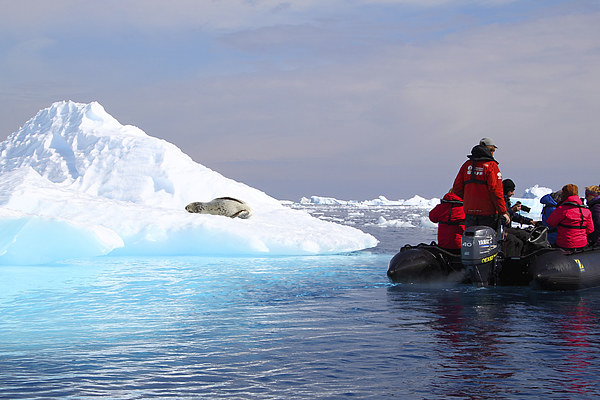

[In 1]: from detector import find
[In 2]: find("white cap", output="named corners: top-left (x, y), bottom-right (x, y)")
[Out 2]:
top-left (480, 137), bottom-right (497, 148)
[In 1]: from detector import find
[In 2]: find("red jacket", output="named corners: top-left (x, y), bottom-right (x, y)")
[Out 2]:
top-left (429, 192), bottom-right (465, 249)
top-left (453, 146), bottom-right (507, 216)
top-left (546, 195), bottom-right (594, 249)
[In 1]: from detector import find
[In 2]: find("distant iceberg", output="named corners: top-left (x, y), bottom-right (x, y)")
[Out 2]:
top-left (0, 101), bottom-right (377, 264)
top-left (301, 195), bottom-right (439, 208)
top-left (522, 185), bottom-right (552, 199)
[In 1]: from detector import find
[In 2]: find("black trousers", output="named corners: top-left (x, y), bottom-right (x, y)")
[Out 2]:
top-left (465, 214), bottom-right (500, 230)
top-left (504, 227), bottom-right (530, 257)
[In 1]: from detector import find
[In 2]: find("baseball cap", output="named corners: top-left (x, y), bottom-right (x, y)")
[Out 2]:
top-left (480, 137), bottom-right (498, 148)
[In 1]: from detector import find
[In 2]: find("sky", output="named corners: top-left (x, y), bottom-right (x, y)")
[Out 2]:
top-left (0, 0), bottom-right (599, 201)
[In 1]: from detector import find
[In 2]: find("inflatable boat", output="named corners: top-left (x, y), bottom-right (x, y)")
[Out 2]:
top-left (387, 225), bottom-right (600, 291)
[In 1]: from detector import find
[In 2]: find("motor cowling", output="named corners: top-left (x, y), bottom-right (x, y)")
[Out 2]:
top-left (461, 226), bottom-right (500, 285)
top-left (461, 226), bottom-right (499, 264)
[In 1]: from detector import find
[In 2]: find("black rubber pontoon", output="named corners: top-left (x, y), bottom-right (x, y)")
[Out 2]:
top-left (530, 247), bottom-right (600, 291)
top-left (387, 226), bottom-right (600, 291)
top-left (387, 242), bottom-right (466, 284)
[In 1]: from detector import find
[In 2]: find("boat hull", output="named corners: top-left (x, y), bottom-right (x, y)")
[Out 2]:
top-left (387, 244), bottom-right (466, 284)
top-left (530, 248), bottom-right (600, 291)
top-left (388, 244), bottom-right (600, 291)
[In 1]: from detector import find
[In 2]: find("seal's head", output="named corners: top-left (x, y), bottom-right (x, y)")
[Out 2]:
top-left (185, 202), bottom-right (203, 213)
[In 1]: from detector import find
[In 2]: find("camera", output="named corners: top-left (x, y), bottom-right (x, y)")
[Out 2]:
top-left (515, 201), bottom-right (531, 213)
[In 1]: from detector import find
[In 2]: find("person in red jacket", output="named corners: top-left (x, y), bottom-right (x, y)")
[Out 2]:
top-left (547, 184), bottom-right (594, 250)
top-left (429, 190), bottom-right (465, 253)
top-left (452, 138), bottom-right (510, 230)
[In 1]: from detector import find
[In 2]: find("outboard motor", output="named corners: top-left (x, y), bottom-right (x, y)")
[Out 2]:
top-left (461, 226), bottom-right (501, 286)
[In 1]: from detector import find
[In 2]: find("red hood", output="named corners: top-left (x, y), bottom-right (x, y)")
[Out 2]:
top-left (563, 195), bottom-right (583, 205)
top-left (443, 192), bottom-right (463, 202)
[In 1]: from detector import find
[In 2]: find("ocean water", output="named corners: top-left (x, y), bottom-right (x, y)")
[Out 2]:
top-left (1, 205), bottom-right (600, 399)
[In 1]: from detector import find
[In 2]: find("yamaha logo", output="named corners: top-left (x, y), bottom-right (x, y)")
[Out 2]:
top-left (481, 254), bottom-right (497, 263)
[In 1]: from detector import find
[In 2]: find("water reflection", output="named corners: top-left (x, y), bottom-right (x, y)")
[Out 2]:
top-left (386, 285), bottom-right (600, 399)
top-left (430, 290), bottom-right (513, 399)
top-left (552, 298), bottom-right (599, 396)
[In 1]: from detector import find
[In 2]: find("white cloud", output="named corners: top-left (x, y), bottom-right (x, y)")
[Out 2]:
top-left (0, 0), bottom-right (529, 33)
top-left (0, 0), bottom-right (332, 32)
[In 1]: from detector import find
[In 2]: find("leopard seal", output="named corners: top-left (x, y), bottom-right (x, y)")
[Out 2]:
top-left (185, 197), bottom-right (253, 219)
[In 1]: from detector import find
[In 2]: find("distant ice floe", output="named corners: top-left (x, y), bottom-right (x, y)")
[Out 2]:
top-left (300, 195), bottom-right (439, 208)
top-left (368, 215), bottom-right (437, 229)
top-left (374, 216), bottom-right (415, 228)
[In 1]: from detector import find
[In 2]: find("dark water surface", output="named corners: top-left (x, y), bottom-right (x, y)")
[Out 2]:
top-left (1, 205), bottom-right (600, 399)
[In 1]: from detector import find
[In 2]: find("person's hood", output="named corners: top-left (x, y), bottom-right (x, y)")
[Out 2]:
top-left (588, 195), bottom-right (600, 207)
top-left (442, 192), bottom-right (463, 202)
top-left (467, 144), bottom-right (497, 163)
top-left (540, 193), bottom-right (558, 207)
top-left (562, 195), bottom-right (583, 205)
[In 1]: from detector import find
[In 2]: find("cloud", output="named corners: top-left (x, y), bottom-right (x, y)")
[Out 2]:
top-left (0, 1), bottom-right (330, 32)
top-left (0, 0), bottom-right (529, 34)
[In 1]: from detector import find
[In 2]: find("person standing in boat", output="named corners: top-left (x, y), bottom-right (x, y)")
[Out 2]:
top-left (452, 137), bottom-right (510, 230)
top-left (584, 185), bottom-right (600, 246)
top-left (546, 184), bottom-right (594, 250)
top-left (429, 189), bottom-right (465, 254)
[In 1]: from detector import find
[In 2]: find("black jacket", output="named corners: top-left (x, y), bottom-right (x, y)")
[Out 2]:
top-left (468, 145), bottom-right (497, 163)
top-left (505, 195), bottom-right (533, 225)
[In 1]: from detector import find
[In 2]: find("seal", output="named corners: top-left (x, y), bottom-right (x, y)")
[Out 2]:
top-left (185, 197), bottom-right (253, 219)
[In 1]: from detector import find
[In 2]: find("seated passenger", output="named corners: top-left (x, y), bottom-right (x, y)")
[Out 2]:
top-left (501, 179), bottom-right (538, 257)
top-left (503, 179), bottom-right (538, 226)
top-left (540, 189), bottom-right (562, 246)
top-left (585, 185), bottom-right (600, 246)
top-left (546, 184), bottom-right (594, 250)
top-left (429, 189), bottom-right (465, 254)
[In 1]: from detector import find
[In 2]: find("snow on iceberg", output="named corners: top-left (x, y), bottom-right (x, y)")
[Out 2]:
top-left (0, 101), bottom-right (377, 264)
top-left (374, 216), bottom-right (415, 228)
top-left (522, 185), bottom-right (552, 199)
top-left (300, 196), bottom-right (355, 206)
top-left (300, 195), bottom-right (439, 208)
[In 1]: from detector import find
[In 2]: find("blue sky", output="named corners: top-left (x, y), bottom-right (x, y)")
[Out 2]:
top-left (1, 0), bottom-right (599, 200)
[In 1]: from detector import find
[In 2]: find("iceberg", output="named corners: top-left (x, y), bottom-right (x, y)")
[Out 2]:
top-left (300, 194), bottom-right (439, 208)
top-left (522, 185), bottom-right (552, 199)
top-left (0, 101), bottom-right (377, 265)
